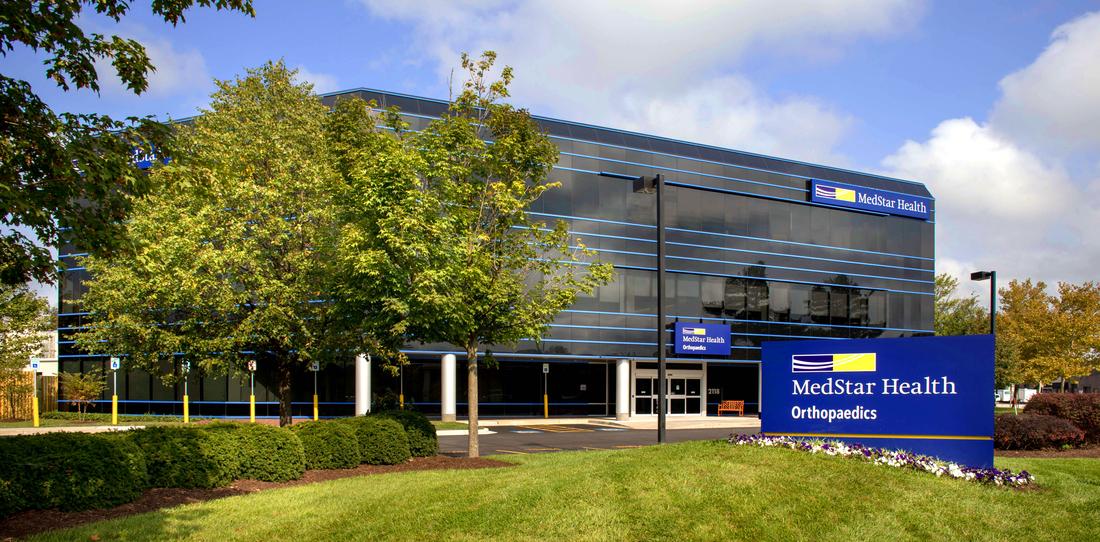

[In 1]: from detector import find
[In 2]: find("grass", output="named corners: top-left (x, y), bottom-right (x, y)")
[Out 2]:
top-left (27, 441), bottom-right (1100, 542)
top-left (431, 420), bottom-right (469, 430)
top-left (0, 413), bottom-right (198, 428)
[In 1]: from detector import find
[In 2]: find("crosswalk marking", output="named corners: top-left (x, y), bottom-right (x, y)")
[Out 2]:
top-left (515, 425), bottom-right (593, 433)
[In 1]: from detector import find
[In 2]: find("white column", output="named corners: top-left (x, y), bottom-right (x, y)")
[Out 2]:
top-left (616, 358), bottom-right (630, 421)
top-left (441, 354), bottom-right (457, 422)
top-left (355, 353), bottom-right (371, 416)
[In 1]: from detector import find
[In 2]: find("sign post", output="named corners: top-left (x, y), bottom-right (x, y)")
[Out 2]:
top-left (182, 361), bottom-right (190, 424)
top-left (542, 363), bottom-right (550, 419)
top-left (247, 360), bottom-right (256, 423)
top-left (110, 357), bottom-right (120, 425)
top-left (761, 335), bottom-right (994, 467)
top-left (30, 358), bottom-right (40, 428)
top-left (399, 365), bottom-right (405, 411)
top-left (310, 361), bottom-right (320, 421)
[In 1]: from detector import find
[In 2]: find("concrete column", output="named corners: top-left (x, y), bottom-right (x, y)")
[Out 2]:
top-left (616, 358), bottom-right (631, 421)
top-left (355, 353), bottom-right (371, 415)
top-left (441, 353), bottom-right (457, 422)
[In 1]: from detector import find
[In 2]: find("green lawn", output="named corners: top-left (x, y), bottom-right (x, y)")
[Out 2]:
top-left (431, 420), bottom-right (469, 431)
top-left (0, 414), bottom-right (195, 428)
top-left (28, 441), bottom-right (1100, 542)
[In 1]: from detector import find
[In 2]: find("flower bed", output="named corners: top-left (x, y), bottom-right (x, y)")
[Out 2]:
top-left (730, 434), bottom-right (1035, 488)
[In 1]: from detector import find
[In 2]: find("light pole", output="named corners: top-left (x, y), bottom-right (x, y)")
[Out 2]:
top-left (970, 270), bottom-right (996, 335)
top-left (600, 171), bottom-right (667, 442)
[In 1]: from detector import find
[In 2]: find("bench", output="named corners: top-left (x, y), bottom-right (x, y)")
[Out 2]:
top-left (717, 400), bottom-right (745, 417)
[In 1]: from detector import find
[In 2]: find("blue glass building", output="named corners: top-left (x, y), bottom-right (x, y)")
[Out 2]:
top-left (56, 88), bottom-right (934, 419)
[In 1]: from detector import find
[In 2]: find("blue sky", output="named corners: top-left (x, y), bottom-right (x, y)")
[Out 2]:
top-left (8, 0), bottom-right (1100, 300)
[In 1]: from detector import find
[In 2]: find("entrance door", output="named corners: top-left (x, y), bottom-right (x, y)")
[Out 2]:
top-left (633, 369), bottom-right (703, 415)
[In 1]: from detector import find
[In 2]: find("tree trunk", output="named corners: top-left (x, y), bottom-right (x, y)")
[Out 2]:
top-left (277, 360), bottom-right (294, 427)
top-left (466, 343), bottom-right (479, 458)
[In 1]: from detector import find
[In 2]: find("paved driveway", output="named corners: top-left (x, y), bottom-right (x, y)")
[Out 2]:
top-left (438, 424), bottom-right (756, 456)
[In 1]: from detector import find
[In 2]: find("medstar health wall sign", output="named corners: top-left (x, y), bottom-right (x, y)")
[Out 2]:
top-left (810, 179), bottom-right (932, 220)
top-left (761, 335), bottom-right (994, 468)
top-left (674, 323), bottom-right (731, 356)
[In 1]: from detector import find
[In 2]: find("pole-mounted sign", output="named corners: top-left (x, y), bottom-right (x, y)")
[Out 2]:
top-left (110, 357), bottom-right (120, 425)
top-left (247, 360), bottom-right (257, 423)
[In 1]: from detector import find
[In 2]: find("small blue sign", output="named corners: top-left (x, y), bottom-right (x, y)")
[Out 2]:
top-left (761, 335), bottom-right (993, 468)
top-left (810, 179), bottom-right (932, 220)
top-left (674, 323), bottom-right (731, 356)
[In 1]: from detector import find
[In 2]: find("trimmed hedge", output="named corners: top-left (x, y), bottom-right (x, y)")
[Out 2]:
top-left (202, 422), bottom-right (305, 482)
top-left (340, 416), bottom-right (411, 465)
top-left (130, 426), bottom-right (240, 488)
top-left (375, 410), bottom-right (438, 457)
top-left (994, 413), bottom-right (1086, 450)
top-left (1023, 393), bottom-right (1100, 442)
top-left (0, 433), bottom-right (148, 516)
top-left (290, 421), bottom-right (360, 470)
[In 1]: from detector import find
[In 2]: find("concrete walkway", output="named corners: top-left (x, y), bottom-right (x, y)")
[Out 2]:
top-left (0, 425), bottom-right (143, 437)
top-left (472, 415), bottom-right (760, 431)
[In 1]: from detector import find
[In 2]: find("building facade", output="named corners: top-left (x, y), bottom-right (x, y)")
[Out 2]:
top-left (56, 88), bottom-right (935, 419)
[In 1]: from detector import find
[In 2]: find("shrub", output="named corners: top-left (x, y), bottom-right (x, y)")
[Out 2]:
top-left (0, 433), bottom-right (147, 516)
top-left (375, 410), bottom-right (438, 457)
top-left (340, 416), bottom-right (411, 465)
top-left (290, 421), bottom-right (360, 470)
top-left (130, 426), bottom-right (239, 488)
top-left (993, 413), bottom-right (1086, 450)
top-left (203, 422), bottom-right (305, 482)
top-left (1023, 393), bottom-right (1100, 442)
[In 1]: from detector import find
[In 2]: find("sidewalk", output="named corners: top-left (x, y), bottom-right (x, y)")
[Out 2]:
top-left (0, 425), bottom-right (143, 437)
top-left (472, 415), bottom-right (761, 431)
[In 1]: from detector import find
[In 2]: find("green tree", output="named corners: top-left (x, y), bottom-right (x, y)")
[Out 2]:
top-left (0, 285), bottom-right (52, 418)
top-left (933, 274), bottom-right (989, 336)
top-left (388, 52), bottom-right (612, 457)
top-left (76, 62), bottom-right (361, 426)
top-left (59, 369), bottom-right (105, 420)
top-left (998, 279), bottom-right (1100, 391)
top-left (1, 0), bottom-right (254, 286)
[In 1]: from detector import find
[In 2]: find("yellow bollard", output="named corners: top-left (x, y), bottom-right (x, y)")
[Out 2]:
top-left (32, 396), bottom-right (39, 428)
top-left (112, 395), bottom-right (118, 425)
top-left (183, 394), bottom-right (189, 423)
top-left (399, 393), bottom-right (404, 410)
top-left (313, 394), bottom-right (319, 421)
top-left (543, 394), bottom-right (549, 419)
top-left (249, 394), bottom-right (256, 423)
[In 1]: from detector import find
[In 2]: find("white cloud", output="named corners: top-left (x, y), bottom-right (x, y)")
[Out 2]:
top-left (293, 65), bottom-right (340, 94)
top-left (884, 117), bottom-right (1100, 288)
top-left (360, 0), bottom-right (921, 163)
top-left (882, 11), bottom-right (1100, 291)
top-left (991, 11), bottom-right (1100, 154)
top-left (612, 76), bottom-right (854, 164)
top-left (98, 38), bottom-right (210, 97)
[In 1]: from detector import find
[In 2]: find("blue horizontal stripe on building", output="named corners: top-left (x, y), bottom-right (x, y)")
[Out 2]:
top-left (517, 226), bottom-right (933, 274)
top-left (569, 244), bottom-right (933, 285)
top-left (526, 210), bottom-right (933, 262)
top-left (366, 104), bottom-right (929, 193)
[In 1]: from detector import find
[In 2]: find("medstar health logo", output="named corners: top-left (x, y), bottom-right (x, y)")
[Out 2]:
top-left (814, 184), bottom-right (856, 202)
top-left (792, 353), bottom-right (877, 373)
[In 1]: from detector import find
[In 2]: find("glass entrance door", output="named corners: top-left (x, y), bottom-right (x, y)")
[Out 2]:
top-left (634, 375), bottom-right (703, 415)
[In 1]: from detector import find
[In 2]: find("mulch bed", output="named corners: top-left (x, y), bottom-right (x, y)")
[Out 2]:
top-left (995, 445), bottom-right (1100, 458)
top-left (0, 456), bottom-right (510, 540)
